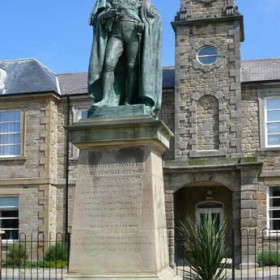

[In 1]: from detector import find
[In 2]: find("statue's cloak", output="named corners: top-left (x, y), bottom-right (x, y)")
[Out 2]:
top-left (88, 0), bottom-right (162, 116)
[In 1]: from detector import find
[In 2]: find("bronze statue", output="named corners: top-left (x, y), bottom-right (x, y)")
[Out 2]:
top-left (88, 0), bottom-right (162, 117)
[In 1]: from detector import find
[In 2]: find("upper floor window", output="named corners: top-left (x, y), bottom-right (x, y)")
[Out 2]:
top-left (267, 187), bottom-right (280, 232)
top-left (0, 110), bottom-right (22, 157)
top-left (265, 97), bottom-right (280, 147)
top-left (197, 46), bottom-right (218, 65)
top-left (77, 109), bottom-right (88, 120)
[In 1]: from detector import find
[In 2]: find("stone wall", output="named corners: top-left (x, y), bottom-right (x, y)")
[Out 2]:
top-left (242, 86), bottom-right (280, 173)
top-left (162, 90), bottom-right (175, 160)
top-left (0, 98), bottom-right (49, 179)
top-left (180, 0), bottom-right (230, 20)
top-left (241, 85), bottom-right (280, 248)
top-left (174, 19), bottom-right (242, 159)
top-left (19, 187), bottom-right (41, 235)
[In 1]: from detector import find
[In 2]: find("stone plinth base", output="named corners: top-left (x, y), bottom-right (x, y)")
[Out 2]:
top-left (65, 268), bottom-right (181, 280)
top-left (88, 104), bottom-right (152, 119)
top-left (67, 117), bottom-right (177, 279)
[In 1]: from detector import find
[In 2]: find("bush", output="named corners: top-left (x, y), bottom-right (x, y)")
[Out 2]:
top-left (44, 243), bottom-right (68, 262)
top-left (42, 260), bottom-right (68, 268)
top-left (6, 243), bottom-right (28, 266)
top-left (258, 251), bottom-right (280, 266)
top-left (177, 216), bottom-right (227, 280)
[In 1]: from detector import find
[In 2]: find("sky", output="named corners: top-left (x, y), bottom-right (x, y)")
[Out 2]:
top-left (1, 0), bottom-right (279, 74)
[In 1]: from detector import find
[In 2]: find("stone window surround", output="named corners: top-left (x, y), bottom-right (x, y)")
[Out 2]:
top-left (0, 195), bottom-right (19, 241)
top-left (0, 108), bottom-right (26, 161)
top-left (189, 90), bottom-right (226, 158)
top-left (266, 186), bottom-right (280, 235)
top-left (196, 46), bottom-right (218, 65)
top-left (258, 89), bottom-right (280, 151)
top-left (190, 39), bottom-right (224, 71)
top-left (71, 104), bottom-right (90, 159)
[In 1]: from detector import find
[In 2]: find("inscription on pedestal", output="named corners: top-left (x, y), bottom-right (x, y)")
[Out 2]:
top-left (76, 176), bottom-right (143, 226)
top-left (70, 148), bottom-right (157, 274)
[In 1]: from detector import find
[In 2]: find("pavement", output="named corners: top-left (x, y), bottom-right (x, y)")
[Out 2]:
top-left (0, 268), bottom-right (67, 279)
top-left (0, 267), bottom-right (280, 279)
top-left (176, 266), bottom-right (280, 279)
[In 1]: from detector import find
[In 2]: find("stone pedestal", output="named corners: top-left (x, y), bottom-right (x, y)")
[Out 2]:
top-left (65, 116), bottom-right (179, 280)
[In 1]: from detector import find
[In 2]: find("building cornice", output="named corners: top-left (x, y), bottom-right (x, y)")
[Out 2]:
top-left (172, 15), bottom-right (244, 42)
top-left (0, 91), bottom-right (60, 101)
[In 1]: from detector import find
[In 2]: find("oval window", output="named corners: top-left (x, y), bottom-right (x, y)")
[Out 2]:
top-left (197, 46), bottom-right (218, 65)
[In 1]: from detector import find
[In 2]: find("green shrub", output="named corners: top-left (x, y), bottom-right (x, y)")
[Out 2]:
top-left (258, 251), bottom-right (280, 266)
top-left (177, 216), bottom-right (227, 280)
top-left (3, 260), bottom-right (68, 269)
top-left (42, 260), bottom-right (68, 268)
top-left (44, 243), bottom-right (68, 262)
top-left (6, 243), bottom-right (28, 266)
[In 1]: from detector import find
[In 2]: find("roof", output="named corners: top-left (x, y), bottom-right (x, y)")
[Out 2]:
top-left (57, 67), bottom-right (176, 95)
top-left (58, 72), bottom-right (88, 96)
top-left (58, 59), bottom-right (280, 95)
top-left (0, 58), bottom-right (280, 96)
top-left (0, 58), bottom-right (59, 95)
top-left (241, 58), bottom-right (280, 83)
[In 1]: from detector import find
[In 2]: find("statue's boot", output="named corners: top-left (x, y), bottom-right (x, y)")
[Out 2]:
top-left (94, 71), bottom-right (119, 107)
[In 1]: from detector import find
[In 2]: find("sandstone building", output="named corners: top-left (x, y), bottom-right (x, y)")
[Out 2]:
top-left (0, 0), bottom-right (280, 265)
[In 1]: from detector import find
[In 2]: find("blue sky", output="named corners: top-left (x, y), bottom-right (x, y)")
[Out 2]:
top-left (1, 0), bottom-right (279, 74)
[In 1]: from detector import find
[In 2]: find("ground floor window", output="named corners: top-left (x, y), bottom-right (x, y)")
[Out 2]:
top-left (267, 187), bottom-right (280, 231)
top-left (0, 196), bottom-right (19, 240)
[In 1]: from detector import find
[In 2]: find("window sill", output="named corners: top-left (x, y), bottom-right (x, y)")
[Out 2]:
top-left (258, 147), bottom-right (280, 152)
top-left (0, 156), bottom-right (26, 162)
top-left (189, 150), bottom-right (226, 158)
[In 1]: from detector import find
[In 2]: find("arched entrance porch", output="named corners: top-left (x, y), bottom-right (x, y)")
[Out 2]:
top-left (174, 183), bottom-right (234, 263)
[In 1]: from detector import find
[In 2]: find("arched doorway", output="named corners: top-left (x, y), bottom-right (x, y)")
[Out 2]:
top-left (174, 184), bottom-right (233, 263)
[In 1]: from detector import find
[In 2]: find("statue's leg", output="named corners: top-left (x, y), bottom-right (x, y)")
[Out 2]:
top-left (96, 36), bottom-right (124, 106)
top-left (124, 28), bottom-right (140, 105)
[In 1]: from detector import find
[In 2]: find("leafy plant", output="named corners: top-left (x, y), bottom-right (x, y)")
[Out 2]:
top-left (43, 260), bottom-right (68, 268)
top-left (44, 243), bottom-right (68, 262)
top-left (2, 260), bottom-right (67, 269)
top-left (6, 243), bottom-right (28, 266)
top-left (177, 216), bottom-right (227, 280)
top-left (258, 251), bottom-right (280, 266)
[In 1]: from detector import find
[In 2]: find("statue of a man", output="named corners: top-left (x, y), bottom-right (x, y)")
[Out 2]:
top-left (88, 0), bottom-right (162, 117)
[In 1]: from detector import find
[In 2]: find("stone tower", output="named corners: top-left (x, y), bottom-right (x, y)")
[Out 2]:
top-left (172, 0), bottom-right (244, 159)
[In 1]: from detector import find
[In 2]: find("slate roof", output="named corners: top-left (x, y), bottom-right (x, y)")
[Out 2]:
top-left (58, 72), bottom-right (88, 95)
top-left (57, 67), bottom-right (176, 95)
top-left (241, 58), bottom-right (280, 83)
top-left (0, 58), bottom-right (280, 96)
top-left (0, 58), bottom-right (59, 95)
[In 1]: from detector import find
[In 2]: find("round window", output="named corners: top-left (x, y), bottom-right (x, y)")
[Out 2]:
top-left (197, 46), bottom-right (218, 65)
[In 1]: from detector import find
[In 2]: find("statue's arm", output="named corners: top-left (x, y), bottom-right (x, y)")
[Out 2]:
top-left (141, 0), bottom-right (158, 19)
top-left (89, 8), bottom-right (96, 26)
top-left (89, 0), bottom-right (113, 26)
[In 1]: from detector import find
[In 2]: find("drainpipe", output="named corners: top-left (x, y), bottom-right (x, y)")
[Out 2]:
top-left (65, 96), bottom-right (71, 237)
